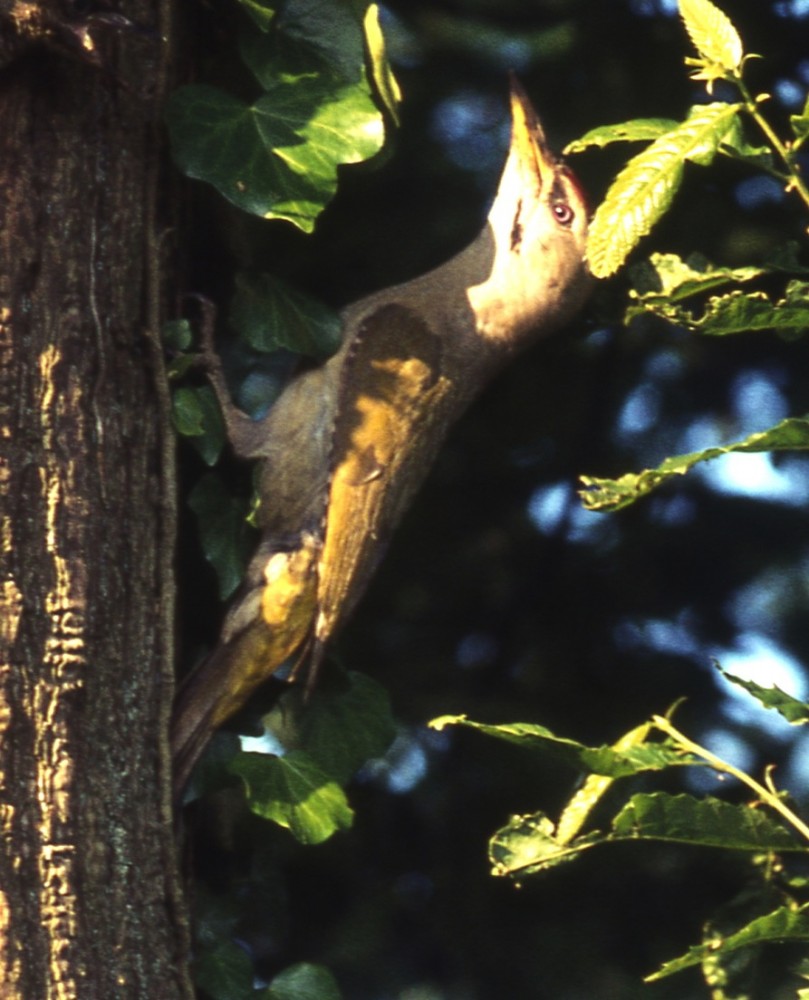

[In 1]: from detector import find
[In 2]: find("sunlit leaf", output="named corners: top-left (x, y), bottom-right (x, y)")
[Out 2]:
top-left (234, 0), bottom-right (276, 32)
top-left (430, 715), bottom-right (688, 777)
top-left (580, 414), bottom-right (809, 512)
top-left (613, 792), bottom-right (800, 851)
top-left (629, 252), bottom-right (771, 301)
top-left (166, 77), bottom-right (384, 231)
top-left (188, 473), bottom-right (255, 599)
top-left (564, 118), bottom-right (678, 154)
top-left (646, 903), bottom-right (809, 981)
top-left (629, 280), bottom-right (809, 338)
top-left (722, 671), bottom-right (809, 725)
top-left (679, 0), bottom-right (743, 75)
top-left (230, 749), bottom-right (354, 844)
top-left (489, 811), bottom-right (604, 877)
top-left (230, 272), bottom-right (342, 358)
top-left (364, 3), bottom-right (401, 126)
top-left (586, 102), bottom-right (742, 277)
top-left (556, 723), bottom-right (653, 845)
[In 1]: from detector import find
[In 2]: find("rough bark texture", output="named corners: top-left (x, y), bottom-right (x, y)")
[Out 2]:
top-left (0, 3), bottom-right (191, 996)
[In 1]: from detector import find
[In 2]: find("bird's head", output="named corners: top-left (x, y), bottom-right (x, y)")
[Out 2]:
top-left (468, 80), bottom-right (592, 345)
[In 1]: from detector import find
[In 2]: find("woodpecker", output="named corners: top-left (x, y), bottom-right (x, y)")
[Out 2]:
top-left (172, 80), bottom-right (593, 798)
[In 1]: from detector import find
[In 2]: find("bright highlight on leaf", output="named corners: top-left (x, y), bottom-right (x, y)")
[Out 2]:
top-left (679, 0), bottom-right (744, 77)
top-left (585, 103), bottom-right (742, 277)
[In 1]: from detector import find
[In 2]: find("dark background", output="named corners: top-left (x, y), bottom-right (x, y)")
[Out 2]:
top-left (182, 2), bottom-right (809, 997)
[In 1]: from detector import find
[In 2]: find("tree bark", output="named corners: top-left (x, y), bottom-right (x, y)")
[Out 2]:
top-left (0, 3), bottom-right (191, 996)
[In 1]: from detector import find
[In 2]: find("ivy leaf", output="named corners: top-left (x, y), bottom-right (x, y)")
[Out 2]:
top-left (172, 385), bottom-right (226, 466)
top-left (193, 941), bottom-right (254, 1000)
top-left (166, 76), bottom-right (384, 231)
top-left (580, 415), bottom-right (809, 512)
top-left (229, 272), bottom-right (342, 359)
top-left (586, 102), bottom-right (742, 277)
top-left (679, 0), bottom-right (744, 76)
top-left (188, 473), bottom-right (255, 599)
top-left (646, 904), bottom-right (809, 981)
top-left (264, 673), bottom-right (396, 785)
top-left (564, 118), bottom-right (678, 154)
top-left (229, 749), bottom-right (354, 845)
top-left (264, 962), bottom-right (343, 1000)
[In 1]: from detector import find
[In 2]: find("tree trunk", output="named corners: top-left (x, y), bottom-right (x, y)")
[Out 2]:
top-left (0, 3), bottom-right (191, 996)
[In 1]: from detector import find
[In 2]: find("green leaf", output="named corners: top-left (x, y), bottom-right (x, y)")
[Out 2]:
top-left (264, 673), bottom-right (396, 785)
top-left (162, 317), bottom-right (193, 350)
top-left (172, 385), bottom-right (227, 465)
top-left (229, 272), bottom-right (342, 358)
top-left (679, 0), bottom-right (744, 75)
top-left (188, 473), bottom-right (256, 599)
top-left (430, 716), bottom-right (688, 778)
top-left (490, 811), bottom-right (604, 877)
top-left (564, 118), bottom-right (679, 154)
top-left (229, 749), bottom-right (354, 844)
top-left (491, 792), bottom-right (802, 881)
top-left (193, 940), bottom-right (254, 1000)
top-left (587, 102), bottom-right (742, 277)
top-left (580, 414), bottom-right (809, 512)
top-left (629, 252), bottom-right (771, 302)
top-left (646, 903), bottom-right (809, 981)
top-left (792, 94), bottom-right (809, 147)
top-left (722, 671), bottom-right (809, 725)
top-left (613, 792), bottom-right (801, 852)
top-left (166, 77), bottom-right (384, 231)
top-left (235, 0), bottom-right (277, 32)
top-left (265, 962), bottom-right (342, 1000)
top-left (629, 280), bottom-right (809, 338)
top-left (364, 3), bottom-right (401, 126)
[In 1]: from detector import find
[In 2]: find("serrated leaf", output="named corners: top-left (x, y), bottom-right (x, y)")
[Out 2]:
top-left (580, 414), bottom-right (809, 512)
top-left (188, 473), bottom-right (255, 599)
top-left (587, 102), bottom-right (742, 277)
top-left (166, 77), bottom-right (384, 231)
top-left (364, 3), bottom-right (401, 126)
top-left (564, 118), bottom-right (679, 154)
top-left (646, 903), bottom-right (809, 981)
top-left (264, 673), bottom-right (396, 785)
top-left (630, 281), bottom-right (809, 338)
top-left (679, 0), bottom-right (743, 75)
top-left (173, 385), bottom-right (227, 465)
top-left (613, 792), bottom-right (801, 851)
top-left (430, 715), bottom-right (688, 777)
top-left (629, 252), bottom-right (770, 301)
top-left (230, 749), bottom-right (354, 844)
top-left (193, 940), bottom-right (254, 1000)
top-left (265, 962), bottom-right (342, 1000)
top-left (722, 671), bottom-right (809, 725)
top-left (229, 272), bottom-right (342, 358)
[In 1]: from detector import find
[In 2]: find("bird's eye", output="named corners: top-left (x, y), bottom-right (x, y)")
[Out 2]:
top-left (552, 201), bottom-right (574, 226)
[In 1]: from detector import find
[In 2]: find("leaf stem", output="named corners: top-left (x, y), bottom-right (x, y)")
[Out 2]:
top-left (734, 76), bottom-right (809, 213)
top-left (652, 715), bottom-right (809, 845)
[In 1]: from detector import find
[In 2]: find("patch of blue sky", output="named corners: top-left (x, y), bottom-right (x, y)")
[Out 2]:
top-left (527, 480), bottom-right (608, 543)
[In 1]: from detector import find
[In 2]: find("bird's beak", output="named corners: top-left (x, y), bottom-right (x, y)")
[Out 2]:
top-left (507, 77), bottom-right (558, 195)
